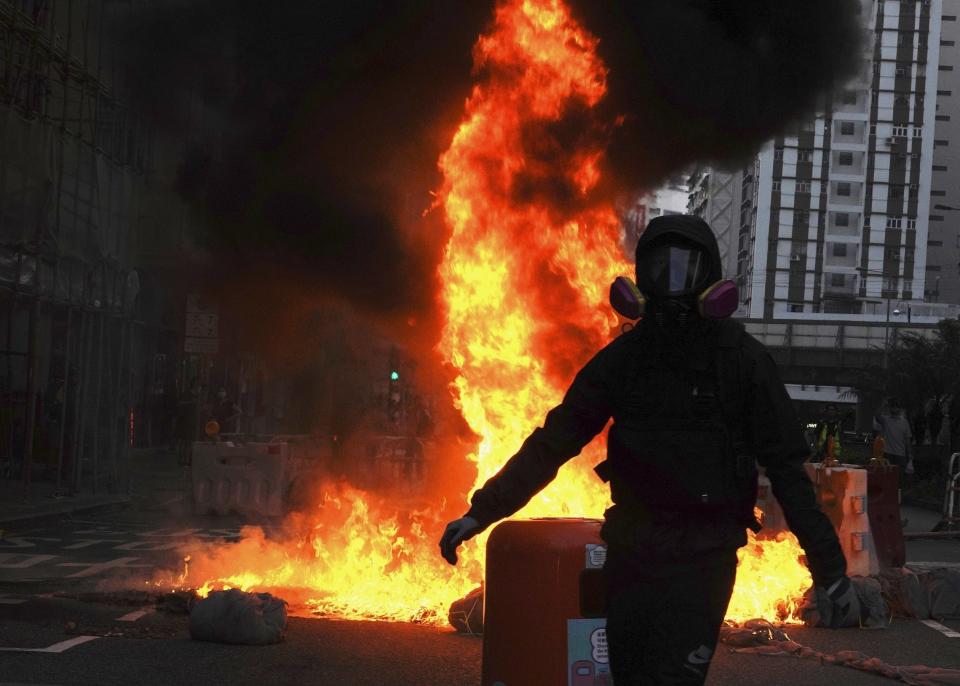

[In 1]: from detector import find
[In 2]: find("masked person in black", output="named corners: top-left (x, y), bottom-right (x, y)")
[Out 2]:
top-left (439, 215), bottom-right (856, 685)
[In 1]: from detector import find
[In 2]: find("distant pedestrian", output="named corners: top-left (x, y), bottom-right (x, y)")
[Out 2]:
top-left (176, 378), bottom-right (201, 465)
top-left (812, 403), bottom-right (844, 464)
top-left (212, 388), bottom-right (242, 435)
top-left (873, 398), bottom-right (913, 476)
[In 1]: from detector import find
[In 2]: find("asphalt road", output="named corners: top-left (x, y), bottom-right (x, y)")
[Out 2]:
top-left (0, 507), bottom-right (958, 685)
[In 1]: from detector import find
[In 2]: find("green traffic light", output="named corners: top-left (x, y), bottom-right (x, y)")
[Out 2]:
top-left (390, 371), bottom-right (399, 381)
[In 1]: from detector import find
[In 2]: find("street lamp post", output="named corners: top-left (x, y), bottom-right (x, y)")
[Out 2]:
top-left (857, 267), bottom-right (900, 370)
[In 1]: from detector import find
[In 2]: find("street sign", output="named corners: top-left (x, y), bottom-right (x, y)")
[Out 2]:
top-left (184, 337), bottom-right (219, 354)
top-left (185, 312), bottom-right (219, 338)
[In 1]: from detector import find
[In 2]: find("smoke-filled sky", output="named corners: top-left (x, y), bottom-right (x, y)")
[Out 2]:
top-left (119, 0), bottom-right (862, 339)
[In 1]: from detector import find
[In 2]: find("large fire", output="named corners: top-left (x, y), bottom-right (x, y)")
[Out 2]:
top-left (166, 0), bottom-right (813, 626)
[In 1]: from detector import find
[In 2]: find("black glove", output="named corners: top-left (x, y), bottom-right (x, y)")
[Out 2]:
top-left (800, 576), bottom-right (863, 628)
top-left (439, 516), bottom-right (480, 565)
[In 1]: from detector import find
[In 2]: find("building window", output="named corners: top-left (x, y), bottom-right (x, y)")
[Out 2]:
top-left (945, 15), bottom-right (958, 21)
top-left (797, 181), bottom-right (811, 193)
top-left (870, 124), bottom-right (877, 135)
top-left (787, 303), bottom-right (804, 313)
top-left (904, 279), bottom-right (912, 292)
top-left (929, 240), bottom-right (943, 247)
top-left (840, 121), bottom-right (856, 136)
top-left (941, 65), bottom-right (955, 71)
top-left (887, 217), bottom-right (902, 228)
top-left (774, 148), bottom-right (783, 160)
top-left (905, 247), bottom-right (915, 261)
top-left (891, 185), bottom-right (904, 198)
top-left (830, 273), bottom-right (845, 287)
top-left (798, 149), bottom-right (813, 162)
top-left (835, 212), bottom-right (850, 227)
top-left (837, 182), bottom-right (852, 196)
top-left (907, 219), bottom-right (917, 230)
top-left (913, 127), bottom-right (923, 137)
top-left (938, 90), bottom-right (953, 96)
top-left (832, 243), bottom-right (848, 257)
top-left (838, 151), bottom-right (853, 166)
top-left (886, 249), bottom-right (901, 262)
top-left (942, 40), bottom-right (956, 46)
top-left (893, 125), bottom-right (908, 137)
top-left (864, 216), bottom-right (871, 227)
top-left (796, 210), bottom-right (810, 224)
top-left (934, 164), bottom-right (949, 171)
top-left (772, 180), bottom-right (781, 192)
top-left (935, 139), bottom-right (950, 146)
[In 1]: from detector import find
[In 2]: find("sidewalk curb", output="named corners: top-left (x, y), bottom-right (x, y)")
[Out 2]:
top-left (0, 497), bottom-right (131, 529)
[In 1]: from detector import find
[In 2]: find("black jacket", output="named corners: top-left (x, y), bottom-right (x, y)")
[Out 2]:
top-left (464, 217), bottom-right (847, 588)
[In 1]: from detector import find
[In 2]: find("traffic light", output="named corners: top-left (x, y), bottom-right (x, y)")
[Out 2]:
top-left (388, 370), bottom-right (402, 423)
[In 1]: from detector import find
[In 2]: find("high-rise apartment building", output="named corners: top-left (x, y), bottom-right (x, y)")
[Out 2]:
top-left (687, 166), bottom-right (743, 289)
top-left (698, 1), bottom-right (958, 322)
top-left (927, 2), bottom-right (960, 302)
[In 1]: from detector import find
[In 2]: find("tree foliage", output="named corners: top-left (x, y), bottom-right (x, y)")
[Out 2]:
top-left (870, 319), bottom-right (960, 448)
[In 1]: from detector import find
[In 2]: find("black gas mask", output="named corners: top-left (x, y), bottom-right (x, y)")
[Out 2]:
top-left (609, 238), bottom-right (738, 327)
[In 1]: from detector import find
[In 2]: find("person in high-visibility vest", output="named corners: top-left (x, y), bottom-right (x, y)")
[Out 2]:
top-left (813, 403), bottom-right (844, 463)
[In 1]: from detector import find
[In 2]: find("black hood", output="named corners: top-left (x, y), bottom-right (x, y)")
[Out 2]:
top-left (635, 215), bottom-right (723, 286)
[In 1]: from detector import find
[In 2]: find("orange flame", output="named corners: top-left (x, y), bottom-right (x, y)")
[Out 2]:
top-left (173, 0), bottom-right (814, 627)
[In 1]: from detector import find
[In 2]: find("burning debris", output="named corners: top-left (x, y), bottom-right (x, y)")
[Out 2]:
top-left (135, 0), bottom-right (862, 629)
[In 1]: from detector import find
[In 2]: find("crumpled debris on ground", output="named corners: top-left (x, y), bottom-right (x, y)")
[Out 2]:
top-left (799, 576), bottom-right (890, 629)
top-left (189, 589), bottom-right (287, 645)
top-left (882, 568), bottom-right (960, 620)
top-left (158, 590), bottom-right (198, 615)
top-left (448, 586), bottom-right (483, 635)
top-left (719, 619), bottom-right (960, 686)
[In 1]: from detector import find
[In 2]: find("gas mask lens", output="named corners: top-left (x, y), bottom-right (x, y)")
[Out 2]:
top-left (638, 243), bottom-right (709, 297)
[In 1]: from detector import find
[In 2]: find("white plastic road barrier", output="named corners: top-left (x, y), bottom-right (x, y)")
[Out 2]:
top-left (804, 463), bottom-right (879, 577)
top-left (757, 465), bottom-right (879, 577)
top-left (192, 442), bottom-right (291, 517)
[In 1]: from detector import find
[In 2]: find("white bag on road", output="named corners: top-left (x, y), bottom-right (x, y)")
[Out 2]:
top-left (189, 589), bottom-right (288, 645)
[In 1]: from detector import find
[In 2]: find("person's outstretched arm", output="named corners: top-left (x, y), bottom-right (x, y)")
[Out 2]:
top-left (440, 346), bottom-right (616, 564)
top-left (744, 338), bottom-right (847, 588)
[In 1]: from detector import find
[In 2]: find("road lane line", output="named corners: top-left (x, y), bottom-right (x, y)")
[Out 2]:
top-left (61, 539), bottom-right (125, 550)
top-left (921, 620), bottom-right (960, 638)
top-left (0, 554), bottom-right (58, 568)
top-left (116, 608), bottom-right (154, 622)
top-left (56, 557), bottom-right (151, 578)
top-left (0, 636), bottom-right (99, 653)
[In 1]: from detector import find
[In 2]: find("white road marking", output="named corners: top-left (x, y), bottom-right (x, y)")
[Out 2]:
top-left (74, 528), bottom-right (130, 536)
top-left (921, 620), bottom-right (960, 638)
top-left (0, 554), bottom-right (58, 569)
top-left (116, 608), bottom-right (154, 622)
top-left (56, 557), bottom-right (151, 578)
top-left (0, 537), bottom-right (61, 549)
top-left (0, 597), bottom-right (27, 605)
top-left (112, 540), bottom-right (181, 551)
top-left (0, 636), bottom-right (99, 653)
top-left (906, 561), bottom-right (960, 570)
top-left (61, 539), bottom-right (124, 550)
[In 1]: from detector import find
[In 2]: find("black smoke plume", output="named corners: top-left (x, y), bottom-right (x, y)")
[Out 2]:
top-left (119, 0), bottom-right (862, 331)
top-left (568, 0), bottom-right (864, 191)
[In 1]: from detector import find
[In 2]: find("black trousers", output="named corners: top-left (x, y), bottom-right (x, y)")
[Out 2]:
top-left (603, 547), bottom-right (739, 686)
